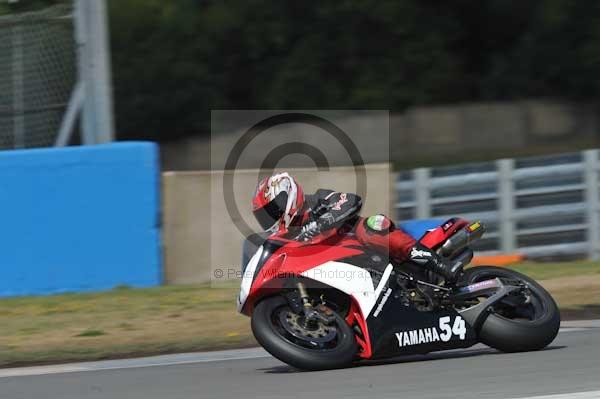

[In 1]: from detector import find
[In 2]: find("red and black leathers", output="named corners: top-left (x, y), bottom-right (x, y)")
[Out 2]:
top-left (354, 216), bottom-right (416, 262)
top-left (292, 189), bottom-right (362, 229)
top-left (290, 189), bottom-right (415, 262)
top-left (290, 189), bottom-right (459, 280)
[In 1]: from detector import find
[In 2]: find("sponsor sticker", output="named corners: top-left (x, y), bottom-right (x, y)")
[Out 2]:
top-left (410, 248), bottom-right (432, 258)
top-left (442, 219), bottom-right (455, 232)
top-left (458, 279), bottom-right (499, 294)
top-left (373, 287), bottom-right (393, 318)
top-left (395, 316), bottom-right (467, 347)
top-left (468, 221), bottom-right (482, 232)
top-left (331, 193), bottom-right (348, 210)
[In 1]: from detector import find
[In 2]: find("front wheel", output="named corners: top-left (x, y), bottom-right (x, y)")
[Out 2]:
top-left (460, 266), bottom-right (560, 352)
top-left (251, 296), bottom-right (357, 370)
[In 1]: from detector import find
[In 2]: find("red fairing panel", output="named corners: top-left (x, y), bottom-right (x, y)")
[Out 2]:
top-left (346, 301), bottom-right (372, 358)
top-left (246, 234), bottom-right (375, 358)
top-left (420, 218), bottom-right (469, 249)
top-left (244, 234), bottom-right (365, 313)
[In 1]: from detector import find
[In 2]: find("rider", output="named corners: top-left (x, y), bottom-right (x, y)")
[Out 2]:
top-left (251, 172), bottom-right (461, 281)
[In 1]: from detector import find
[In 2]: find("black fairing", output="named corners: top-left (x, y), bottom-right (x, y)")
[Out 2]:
top-left (336, 249), bottom-right (390, 288)
top-left (241, 236), bottom-right (286, 280)
top-left (241, 232), bottom-right (270, 274)
top-left (367, 288), bottom-right (478, 358)
top-left (243, 234), bottom-right (479, 359)
top-left (335, 252), bottom-right (478, 357)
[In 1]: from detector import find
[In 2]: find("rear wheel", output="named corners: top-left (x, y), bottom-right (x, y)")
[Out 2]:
top-left (460, 266), bottom-right (560, 352)
top-left (251, 296), bottom-right (357, 370)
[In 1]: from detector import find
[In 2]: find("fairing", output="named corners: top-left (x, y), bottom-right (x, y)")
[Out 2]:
top-left (237, 233), bottom-right (366, 315)
top-left (238, 219), bottom-right (479, 360)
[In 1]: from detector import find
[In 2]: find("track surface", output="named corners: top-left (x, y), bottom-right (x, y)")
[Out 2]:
top-left (1, 321), bottom-right (599, 399)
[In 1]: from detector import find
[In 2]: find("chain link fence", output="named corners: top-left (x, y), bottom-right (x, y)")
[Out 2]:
top-left (0, 4), bottom-right (75, 149)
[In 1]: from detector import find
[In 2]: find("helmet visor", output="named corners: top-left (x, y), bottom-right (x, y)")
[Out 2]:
top-left (253, 191), bottom-right (288, 231)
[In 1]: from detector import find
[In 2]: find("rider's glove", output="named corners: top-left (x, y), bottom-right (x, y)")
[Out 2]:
top-left (318, 212), bottom-right (335, 228)
top-left (298, 213), bottom-right (337, 241)
top-left (299, 221), bottom-right (321, 241)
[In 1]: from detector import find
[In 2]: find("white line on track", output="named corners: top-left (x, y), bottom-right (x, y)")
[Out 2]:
top-left (0, 348), bottom-right (271, 378)
top-left (0, 320), bottom-right (597, 379)
top-left (514, 391), bottom-right (600, 399)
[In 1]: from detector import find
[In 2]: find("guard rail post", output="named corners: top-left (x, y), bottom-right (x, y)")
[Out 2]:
top-left (498, 159), bottom-right (516, 253)
top-left (584, 149), bottom-right (600, 260)
top-left (414, 168), bottom-right (431, 219)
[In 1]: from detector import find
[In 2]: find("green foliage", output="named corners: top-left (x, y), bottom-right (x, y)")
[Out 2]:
top-left (106, 0), bottom-right (600, 141)
top-left (0, 0), bottom-right (63, 14)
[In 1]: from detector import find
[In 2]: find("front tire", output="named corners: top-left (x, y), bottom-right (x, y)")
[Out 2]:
top-left (251, 296), bottom-right (357, 370)
top-left (461, 266), bottom-right (560, 352)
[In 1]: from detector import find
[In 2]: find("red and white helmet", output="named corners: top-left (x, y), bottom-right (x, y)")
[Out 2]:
top-left (252, 172), bottom-right (304, 231)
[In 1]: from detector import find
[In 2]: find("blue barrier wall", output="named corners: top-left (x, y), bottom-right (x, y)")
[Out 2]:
top-left (0, 142), bottom-right (161, 296)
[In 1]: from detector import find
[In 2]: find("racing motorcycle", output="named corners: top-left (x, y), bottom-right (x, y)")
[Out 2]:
top-left (237, 218), bottom-right (560, 370)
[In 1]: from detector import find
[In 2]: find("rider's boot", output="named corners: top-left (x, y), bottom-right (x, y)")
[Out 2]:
top-left (408, 243), bottom-right (462, 282)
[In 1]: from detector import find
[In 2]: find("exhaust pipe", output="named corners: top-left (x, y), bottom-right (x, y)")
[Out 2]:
top-left (440, 221), bottom-right (485, 257)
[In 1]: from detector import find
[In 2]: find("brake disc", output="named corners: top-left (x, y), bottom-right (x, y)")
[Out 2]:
top-left (278, 309), bottom-right (337, 344)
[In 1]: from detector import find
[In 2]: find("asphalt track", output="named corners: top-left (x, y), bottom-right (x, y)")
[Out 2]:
top-left (1, 320), bottom-right (600, 399)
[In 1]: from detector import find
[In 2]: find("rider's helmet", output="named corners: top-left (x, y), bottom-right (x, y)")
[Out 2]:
top-left (252, 172), bottom-right (304, 231)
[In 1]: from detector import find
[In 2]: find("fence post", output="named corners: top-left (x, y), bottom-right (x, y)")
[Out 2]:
top-left (584, 150), bottom-right (600, 260)
top-left (75, 0), bottom-right (115, 144)
top-left (11, 24), bottom-right (24, 148)
top-left (498, 159), bottom-right (516, 253)
top-left (414, 168), bottom-right (431, 219)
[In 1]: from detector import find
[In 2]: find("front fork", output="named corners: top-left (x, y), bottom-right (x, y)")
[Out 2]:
top-left (284, 281), bottom-right (335, 326)
top-left (289, 280), bottom-right (372, 358)
top-left (297, 282), bottom-right (312, 309)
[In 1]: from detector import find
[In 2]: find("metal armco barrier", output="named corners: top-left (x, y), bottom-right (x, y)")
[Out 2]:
top-left (395, 149), bottom-right (600, 259)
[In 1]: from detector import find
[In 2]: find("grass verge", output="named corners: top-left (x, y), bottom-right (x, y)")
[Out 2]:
top-left (0, 283), bottom-right (254, 367)
top-left (1, 261), bottom-right (599, 367)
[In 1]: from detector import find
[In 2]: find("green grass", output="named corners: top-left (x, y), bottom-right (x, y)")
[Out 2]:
top-left (75, 329), bottom-right (107, 337)
top-left (506, 260), bottom-right (600, 281)
top-left (1, 260), bottom-right (600, 368)
top-left (0, 283), bottom-right (250, 367)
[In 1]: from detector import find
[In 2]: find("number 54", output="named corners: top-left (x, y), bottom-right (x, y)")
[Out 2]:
top-left (439, 316), bottom-right (467, 342)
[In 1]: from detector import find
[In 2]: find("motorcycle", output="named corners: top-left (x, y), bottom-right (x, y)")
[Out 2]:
top-left (237, 217), bottom-right (560, 370)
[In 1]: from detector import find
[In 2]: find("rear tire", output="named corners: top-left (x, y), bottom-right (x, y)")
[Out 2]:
top-left (461, 266), bottom-right (560, 352)
top-left (251, 296), bottom-right (357, 370)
